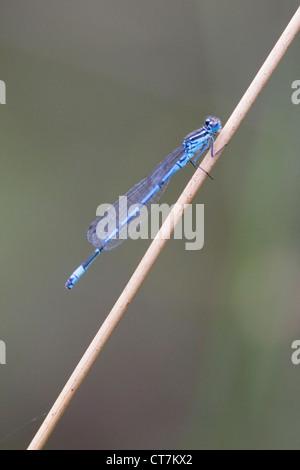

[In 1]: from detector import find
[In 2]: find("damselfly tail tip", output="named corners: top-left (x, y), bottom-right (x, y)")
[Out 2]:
top-left (65, 274), bottom-right (79, 290)
top-left (65, 278), bottom-right (74, 290)
top-left (65, 265), bottom-right (85, 290)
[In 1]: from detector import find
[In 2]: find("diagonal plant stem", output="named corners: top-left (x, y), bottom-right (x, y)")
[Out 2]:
top-left (27, 7), bottom-right (300, 451)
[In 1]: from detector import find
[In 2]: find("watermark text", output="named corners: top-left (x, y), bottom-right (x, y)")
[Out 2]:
top-left (0, 80), bottom-right (6, 104)
top-left (95, 198), bottom-right (205, 251)
top-left (0, 340), bottom-right (6, 364)
top-left (291, 340), bottom-right (300, 365)
top-left (291, 80), bottom-right (300, 104)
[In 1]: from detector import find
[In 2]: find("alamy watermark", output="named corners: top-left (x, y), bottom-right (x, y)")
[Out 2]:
top-left (0, 80), bottom-right (6, 104)
top-left (95, 198), bottom-right (205, 251)
top-left (291, 80), bottom-right (300, 104)
top-left (0, 340), bottom-right (6, 364)
top-left (291, 340), bottom-right (300, 365)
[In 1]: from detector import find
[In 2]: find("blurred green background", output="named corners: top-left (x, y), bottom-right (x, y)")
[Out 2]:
top-left (0, 1), bottom-right (299, 450)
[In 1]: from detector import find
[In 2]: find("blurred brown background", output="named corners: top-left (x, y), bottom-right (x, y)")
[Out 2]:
top-left (0, 1), bottom-right (299, 450)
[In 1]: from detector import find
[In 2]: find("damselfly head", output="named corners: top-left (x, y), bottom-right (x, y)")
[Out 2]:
top-left (204, 116), bottom-right (222, 134)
